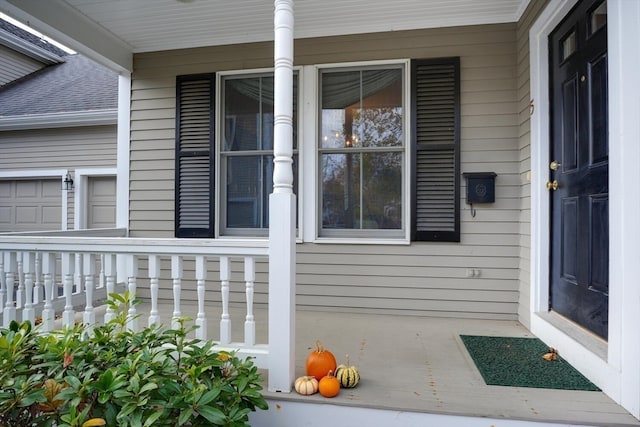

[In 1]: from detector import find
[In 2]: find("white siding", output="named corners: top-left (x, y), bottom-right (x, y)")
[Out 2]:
top-left (0, 45), bottom-right (44, 86)
top-left (130, 24), bottom-right (522, 319)
top-left (515, 0), bottom-right (549, 328)
top-left (0, 126), bottom-right (117, 170)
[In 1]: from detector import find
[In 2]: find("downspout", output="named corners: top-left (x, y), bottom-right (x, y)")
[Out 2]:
top-left (268, 0), bottom-right (296, 393)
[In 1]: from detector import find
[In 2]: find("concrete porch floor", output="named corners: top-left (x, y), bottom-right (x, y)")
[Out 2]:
top-left (132, 301), bottom-right (640, 426)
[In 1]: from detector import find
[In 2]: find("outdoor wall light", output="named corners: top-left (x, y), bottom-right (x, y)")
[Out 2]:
top-left (63, 173), bottom-right (74, 191)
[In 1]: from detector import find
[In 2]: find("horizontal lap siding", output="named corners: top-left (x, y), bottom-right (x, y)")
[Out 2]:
top-left (131, 23), bottom-right (521, 319)
top-left (515, 0), bottom-right (549, 328)
top-left (0, 126), bottom-right (117, 169)
top-left (0, 46), bottom-right (43, 86)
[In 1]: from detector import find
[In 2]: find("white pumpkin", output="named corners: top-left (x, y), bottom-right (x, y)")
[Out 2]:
top-left (294, 375), bottom-right (319, 395)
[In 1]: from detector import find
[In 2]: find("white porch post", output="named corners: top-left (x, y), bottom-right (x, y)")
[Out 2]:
top-left (268, 0), bottom-right (296, 393)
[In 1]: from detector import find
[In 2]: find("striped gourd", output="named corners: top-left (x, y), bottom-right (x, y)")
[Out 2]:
top-left (335, 355), bottom-right (360, 388)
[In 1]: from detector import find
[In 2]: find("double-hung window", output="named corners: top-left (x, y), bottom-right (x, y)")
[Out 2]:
top-left (318, 65), bottom-right (405, 238)
top-left (220, 73), bottom-right (298, 236)
top-left (175, 71), bottom-right (298, 238)
top-left (175, 57), bottom-right (458, 242)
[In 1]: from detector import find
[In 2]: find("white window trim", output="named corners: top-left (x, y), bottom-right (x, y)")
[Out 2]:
top-left (310, 59), bottom-right (411, 245)
top-left (215, 67), bottom-right (303, 240)
top-left (0, 169), bottom-right (71, 230)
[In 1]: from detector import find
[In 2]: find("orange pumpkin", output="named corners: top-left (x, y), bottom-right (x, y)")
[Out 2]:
top-left (318, 370), bottom-right (341, 398)
top-left (306, 341), bottom-right (337, 381)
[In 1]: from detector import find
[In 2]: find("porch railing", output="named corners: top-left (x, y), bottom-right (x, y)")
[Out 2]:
top-left (0, 233), bottom-right (270, 368)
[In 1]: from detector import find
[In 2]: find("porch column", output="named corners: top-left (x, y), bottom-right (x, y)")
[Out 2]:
top-left (116, 73), bottom-right (131, 284)
top-left (268, 0), bottom-right (296, 393)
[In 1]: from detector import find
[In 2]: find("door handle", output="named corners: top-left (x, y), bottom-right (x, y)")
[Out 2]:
top-left (546, 180), bottom-right (559, 191)
top-left (549, 160), bottom-right (561, 171)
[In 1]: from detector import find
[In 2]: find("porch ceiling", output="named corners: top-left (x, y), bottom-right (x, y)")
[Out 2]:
top-left (1, 0), bottom-right (530, 72)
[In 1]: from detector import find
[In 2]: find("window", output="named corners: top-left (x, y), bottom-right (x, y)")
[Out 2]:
top-left (175, 72), bottom-right (298, 238)
top-left (175, 58), bottom-right (459, 242)
top-left (220, 73), bottom-right (298, 236)
top-left (318, 65), bottom-right (405, 238)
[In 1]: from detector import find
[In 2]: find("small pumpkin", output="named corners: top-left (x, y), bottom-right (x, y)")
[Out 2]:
top-left (306, 341), bottom-right (337, 381)
top-left (335, 354), bottom-right (360, 388)
top-left (318, 370), bottom-right (340, 398)
top-left (294, 375), bottom-right (319, 395)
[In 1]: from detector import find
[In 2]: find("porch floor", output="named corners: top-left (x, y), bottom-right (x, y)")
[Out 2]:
top-left (132, 301), bottom-right (639, 426)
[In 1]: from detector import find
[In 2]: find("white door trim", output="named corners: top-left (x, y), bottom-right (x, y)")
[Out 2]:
top-left (529, 0), bottom-right (640, 419)
top-left (73, 168), bottom-right (117, 230)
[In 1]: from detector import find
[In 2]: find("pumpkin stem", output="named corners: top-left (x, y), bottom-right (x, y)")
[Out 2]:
top-left (346, 353), bottom-right (350, 365)
top-left (316, 340), bottom-right (324, 353)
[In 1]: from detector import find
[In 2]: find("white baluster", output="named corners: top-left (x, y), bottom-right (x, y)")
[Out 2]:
top-left (244, 257), bottom-right (256, 347)
top-left (103, 254), bottom-right (117, 323)
top-left (148, 255), bottom-right (160, 327)
top-left (219, 256), bottom-right (231, 344)
top-left (61, 253), bottom-right (75, 328)
top-left (75, 253), bottom-right (83, 295)
top-left (99, 254), bottom-right (105, 289)
top-left (171, 256), bottom-right (182, 329)
top-left (41, 253), bottom-right (56, 332)
top-left (33, 253), bottom-right (42, 304)
top-left (22, 252), bottom-right (35, 324)
top-left (3, 252), bottom-right (17, 326)
top-left (195, 255), bottom-right (207, 340)
top-left (16, 252), bottom-right (24, 309)
top-left (83, 254), bottom-right (96, 328)
top-left (0, 251), bottom-right (5, 313)
top-left (126, 255), bottom-right (138, 331)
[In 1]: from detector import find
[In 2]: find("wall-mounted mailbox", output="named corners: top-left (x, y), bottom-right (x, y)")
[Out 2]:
top-left (463, 172), bottom-right (497, 204)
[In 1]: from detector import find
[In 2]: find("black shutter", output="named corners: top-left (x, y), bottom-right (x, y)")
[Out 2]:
top-left (411, 58), bottom-right (460, 242)
top-left (175, 74), bottom-right (215, 238)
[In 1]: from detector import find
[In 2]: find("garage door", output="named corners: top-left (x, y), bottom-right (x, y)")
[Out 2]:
top-left (87, 176), bottom-right (116, 229)
top-left (0, 179), bottom-right (62, 232)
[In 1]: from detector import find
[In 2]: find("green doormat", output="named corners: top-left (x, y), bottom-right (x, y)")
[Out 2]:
top-left (460, 335), bottom-right (600, 391)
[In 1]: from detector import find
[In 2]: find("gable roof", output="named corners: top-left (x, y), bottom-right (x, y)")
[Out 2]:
top-left (0, 18), bottom-right (118, 128)
top-left (0, 53), bottom-right (118, 116)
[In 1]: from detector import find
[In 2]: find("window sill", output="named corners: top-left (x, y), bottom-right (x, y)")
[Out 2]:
top-left (311, 237), bottom-right (410, 245)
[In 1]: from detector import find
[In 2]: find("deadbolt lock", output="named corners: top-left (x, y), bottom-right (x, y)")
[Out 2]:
top-left (549, 160), bottom-right (561, 171)
top-left (546, 180), bottom-right (559, 191)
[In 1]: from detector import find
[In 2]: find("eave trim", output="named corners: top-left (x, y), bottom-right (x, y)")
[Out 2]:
top-left (0, 109), bottom-right (117, 130)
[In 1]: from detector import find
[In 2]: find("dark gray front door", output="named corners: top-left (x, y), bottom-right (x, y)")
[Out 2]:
top-left (549, 0), bottom-right (608, 340)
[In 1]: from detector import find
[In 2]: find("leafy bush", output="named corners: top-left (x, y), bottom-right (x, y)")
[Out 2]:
top-left (0, 293), bottom-right (268, 427)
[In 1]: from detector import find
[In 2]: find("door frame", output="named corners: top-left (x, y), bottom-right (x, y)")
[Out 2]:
top-left (73, 168), bottom-right (117, 230)
top-left (529, 0), bottom-right (640, 417)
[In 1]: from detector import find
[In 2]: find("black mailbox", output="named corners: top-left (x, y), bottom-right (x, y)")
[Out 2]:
top-left (463, 172), bottom-right (497, 204)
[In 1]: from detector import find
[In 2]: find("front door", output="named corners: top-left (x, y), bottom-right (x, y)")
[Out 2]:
top-left (549, 0), bottom-right (608, 340)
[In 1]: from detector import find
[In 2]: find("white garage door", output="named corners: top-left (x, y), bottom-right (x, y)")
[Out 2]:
top-left (0, 179), bottom-right (62, 232)
top-left (87, 176), bottom-right (116, 229)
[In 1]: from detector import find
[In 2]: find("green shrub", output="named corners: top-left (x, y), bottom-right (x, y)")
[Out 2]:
top-left (0, 293), bottom-right (268, 427)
